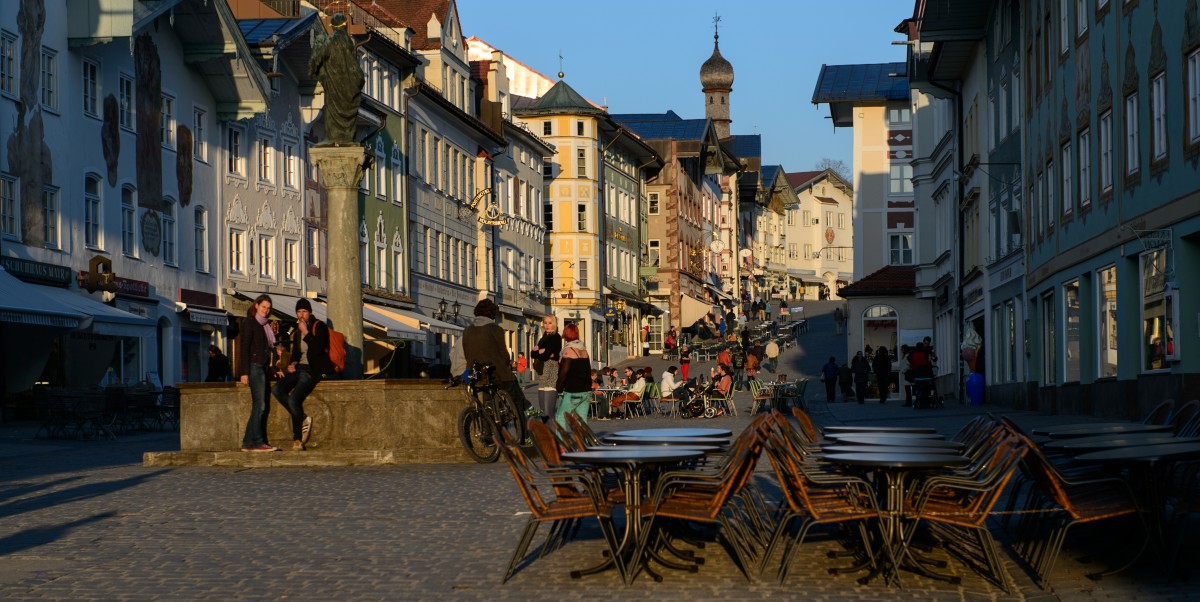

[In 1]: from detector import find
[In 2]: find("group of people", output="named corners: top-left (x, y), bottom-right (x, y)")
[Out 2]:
top-left (236, 295), bottom-right (328, 452)
top-left (821, 337), bottom-right (938, 406)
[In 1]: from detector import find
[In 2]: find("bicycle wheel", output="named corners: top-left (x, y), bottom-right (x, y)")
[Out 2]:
top-left (457, 405), bottom-right (499, 463)
top-left (490, 389), bottom-right (526, 445)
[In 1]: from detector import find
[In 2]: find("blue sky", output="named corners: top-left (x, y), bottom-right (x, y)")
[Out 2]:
top-left (456, 0), bottom-right (911, 174)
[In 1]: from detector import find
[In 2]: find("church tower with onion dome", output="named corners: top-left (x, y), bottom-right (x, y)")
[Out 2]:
top-left (700, 16), bottom-right (734, 138)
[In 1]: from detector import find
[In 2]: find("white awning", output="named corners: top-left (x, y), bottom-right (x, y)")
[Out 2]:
top-left (0, 267), bottom-right (85, 329)
top-left (175, 302), bottom-right (231, 326)
top-left (376, 306), bottom-right (463, 335)
top-left (268, 294), bottom-right (330, 322)
top-left (34, 283), bottom-right (155, 338)
top-left (363, 304), bottom-right (425, 341)
top-left (681, 294), bottom-right (714, 326)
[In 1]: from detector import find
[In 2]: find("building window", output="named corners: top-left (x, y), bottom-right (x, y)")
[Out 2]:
top-left (648, 239), bottom-right (660, 266)
top-left (229, 229), bottom-right (245, 274)
top-left (576, 203), bottom-right (587, 232)
top-left (1100, 110), bottom-right (1113, 191)
top-left (888, 233), bottom-right (913, 265)
top-left (119, 74), bottom-right (134, 131)
top-left (802, 209), bottom-right (811, 226)
top-left (258, 234), bottom-right (275, 280)
top-left (542, 156), bottom-right (553, 179)
top-left (1151, 73), bottom-right (1166, 161)
top-left (1063, 280), bottom-right (1080, 381)
top-left (161, 95), bottom-right (175, 149)
top-left (804, 243), bottom-right (813, 259)
top-left (1188, 49), bottom-right (1200, 144)
top-left (887, 107), bottom-right (911, 125)
top-left (576, 120), bottom-right (584, 136)
top-left (1098, 265), bottom-right (1117, 377)
top-left (227, 127), bottom-right (244, 175)
top-left (786, 209), bottom-right (795, 226)
top-left (193, 108), bottom-right (207, 161)
top-left (84, 175), bottom-right (101, 249)
top-left (82, 58), bottom-right (99, 117)
top-left (1061, 142), bottom-right (1073, 217)
top-left (648, 192), bottom-right (659, 215)
top-left (1078, 129), bottom-right (1091, 207)
top-left (194, 207), bottom-right (208, 273)
top-left (1125, 92), bottom-right (1140, 174)
top-left (1046, 161), bottom-right (1056, 230)
top-left (0, 31), bottom-right (15, 96)
top-left (543, 120), bottom-right (551, 135)
top-left (1060, 0), bottom-right (1070, 54)
top-left (376, 245), bottom-right (387, 289)
top-left (257, 137), bottom-right (273, 183)
top-left (162, 199), bottom-right (176, 266)
top-left (824, 210), bottom-right (833, 228)
top-left (121, 186), bottom-right (136, 256)
top-left (838, 213), bottom-right (846, 229)
top-left (282, 141), bottom-right (297, 189)
top-left (0, 174), bottom-right (17, 239)
top-left (889, 164), bottom-right (913, 194)
top-left (42, 187), bottom-right (58, 249)
top-left (544, 260), bottom-right (554, 291)
top-left (1141, 248), bottom-right (1169, 371)
top-left (39, 47), bottom-right (56, 110)
top-left (576, 148), bottom-right (587, 178)
top-left (1042, 292), bottom-right (1057, 385)
top-left (577, 259), bottom-right (589, 289)
top-left (306, 226), bottom-right (320, 269)
top-left (1076, 0), bottom-right (1088, 36)
top-left (393, 249), bottom-right (404, 292)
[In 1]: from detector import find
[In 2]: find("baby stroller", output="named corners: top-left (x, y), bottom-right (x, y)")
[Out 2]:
top-left (911, 376), bottom-right (941, 409)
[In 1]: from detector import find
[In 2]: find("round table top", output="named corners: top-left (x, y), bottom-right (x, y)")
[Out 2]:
top-left (1074, 442), bottom-right (1200, 464)
top-left (604, 435), bottom-right (732, 446)
top-left (824, 425), bottom-right (938, 434)
top-left (824, 434), bottom-right (957, 447)
top-left (1031, 422), bottom-right (1172, 438)
top-left (822, 445), bottom-right (964, 455)
top-left (825, 431), bottom-right (943, 440)
top-left (822, 452), bottom-right (969, 469)
top-left (587, 444), bottom-right (723, 453)
top-left (1044, 434), bottom-right (1199, 453)
top-left (561, 449), bottom-right (705, 465)
top-left (613, 427), bottom-right (732, 439)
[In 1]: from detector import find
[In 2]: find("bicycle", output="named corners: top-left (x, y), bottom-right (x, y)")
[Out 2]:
top-left (450, 362), bottom-right (526, 463)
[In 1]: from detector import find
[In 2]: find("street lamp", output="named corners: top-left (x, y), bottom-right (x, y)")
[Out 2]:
top-left (451, 300), bottom-right (461, 320)
top-left (436, 298), bottom-right (448, 320)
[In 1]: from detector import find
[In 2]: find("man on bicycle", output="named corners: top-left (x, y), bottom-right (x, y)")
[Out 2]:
top-left (462, 298), bottom-right (531, 416)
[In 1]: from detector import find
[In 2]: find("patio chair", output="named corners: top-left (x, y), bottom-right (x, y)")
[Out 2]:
top-left (1168, 399), bottom-right (1200, 434)
top-left (496, 435), bottom-right (625, 584)
top-left (1008, 427), bottom-right (1146, 591)
top-left (643, 382), bottom-right (662, 416)
top-left (1141, 399), bottom-right (1176, 425)
top-left (760, 424), bottom-right (886, 583)
top-left (748, 380), bottom-right (773, 415)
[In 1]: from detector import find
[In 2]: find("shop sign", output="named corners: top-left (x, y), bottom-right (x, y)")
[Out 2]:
top-left (2, 256), bottom-right (71, 286)
top-left (115, 276), bottom-right (151, 297)
top-left (180, 288), bottom-right (218, 307)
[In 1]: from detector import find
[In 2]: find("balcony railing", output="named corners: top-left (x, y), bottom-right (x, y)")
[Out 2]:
top-left (309, 0), bottom-right (409, 50)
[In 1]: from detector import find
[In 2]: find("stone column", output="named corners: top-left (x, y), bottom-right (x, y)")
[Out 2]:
top-left (310, 146), bottom-right (368, 379)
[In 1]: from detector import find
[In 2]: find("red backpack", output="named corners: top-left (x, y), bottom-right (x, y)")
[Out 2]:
top-left (327, 327), bottom-right (346, 372)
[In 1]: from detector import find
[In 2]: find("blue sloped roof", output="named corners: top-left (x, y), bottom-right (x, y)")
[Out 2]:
top-left (761, 165), bottom-right (781, 184)
top-left (727, 134), bottom-right (761, 159)
top-left (239, 14), bottom-right (317, 47)
top-left (610, 110), bottom-right (683, 123)
top-left (615, 118), bottom-right (707, 141)
top-left (811, 62), bottom-right (908, 103)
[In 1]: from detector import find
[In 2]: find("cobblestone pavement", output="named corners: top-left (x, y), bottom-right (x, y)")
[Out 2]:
top-left (2, 302), bottom-right (1197, 600)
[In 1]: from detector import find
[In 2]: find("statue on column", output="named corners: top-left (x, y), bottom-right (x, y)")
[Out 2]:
top-left (309, 13), bottom-right (364, 146)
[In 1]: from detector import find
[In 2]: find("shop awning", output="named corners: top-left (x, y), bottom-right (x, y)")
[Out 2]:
top-left (34, 284), bottom-right (155, 338)
top-left (681, 294), bottom-right (715, 326)
top-left (376, 306), bottom-right (463, 335)
top-left (0, 267), bottom-right (86, 329)
top-left (175, 302), bottom-right (231, 326)
top-left (268, 294), bottom-right (330, 322)
top-left (362, 304), bottom-right (425, 341)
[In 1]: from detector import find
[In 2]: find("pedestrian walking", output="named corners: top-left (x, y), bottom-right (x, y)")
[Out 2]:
top-left (837, 361), bottom-right (853, 402)
top-left (530, 315), bottom-right (562, 418)
top-left (554, 323), bottom-right (593, 429)
top-left (515, 351), bottom-right (528, 385)
top-left (873, 346), bottom-right (893, 404)
top-left (678, 341), bottom-right (692, 383)
top-left (821, 356), bottom-right (838, 403)
top-left (730, 345), bottom-right (747, 391)
top-left (834, 306), bottom-right (844, 335)
top-left (850, 352), bottom-right (870, 404)
top-left (764, 339), bottom-right (780, 372)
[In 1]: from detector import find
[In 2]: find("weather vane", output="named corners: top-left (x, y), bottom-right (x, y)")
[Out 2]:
top-left (713, 12), bottom-right (721, 40)
top-left (557, 50), bottom-right (564, 79)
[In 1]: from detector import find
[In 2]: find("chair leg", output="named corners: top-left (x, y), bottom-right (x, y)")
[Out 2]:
top-left (503, 520), bottom-right (541, 583)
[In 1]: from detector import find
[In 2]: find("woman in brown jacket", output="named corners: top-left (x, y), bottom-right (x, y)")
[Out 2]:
top-left (237, 294), bottom-right (279, 452)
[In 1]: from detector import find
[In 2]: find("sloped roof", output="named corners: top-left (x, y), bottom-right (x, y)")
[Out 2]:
top-left (761, 165), bottom-right (781, 185)
top-left (812, 62), bottom-right (908, 103)
top-left (239, 13), bottom-right (318, 47)
top-left (785, 170), bottom-right (823, 188)
top-left (614, 118), bottom-right (708, 141)
top-left (374, 0), bottom-right (452, 50)
top-left (727, 134), bottom-right (760, 159)
top-left (838, 265), bottom-right (916, 298)
top-left (517, 79), bottom-right (605, 116)
top-left (611, 110), bottom-right (683, 123)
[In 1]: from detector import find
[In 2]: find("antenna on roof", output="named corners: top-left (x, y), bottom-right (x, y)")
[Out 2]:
top-left (557, 50), bottom-right (565, 79)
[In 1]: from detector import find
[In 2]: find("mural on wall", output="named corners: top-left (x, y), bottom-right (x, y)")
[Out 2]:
top-left (176, 125), bottom-right (193, 207)
top-left (4, 0), bottom-right (51, 246)
top-left (102, 95), bottom-right (121, 185)
top-left (134, 34), bottom-right (164, 215)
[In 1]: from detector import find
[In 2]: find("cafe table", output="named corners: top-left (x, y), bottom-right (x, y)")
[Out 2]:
top-left (1044, 434), bottom-right (1200, 454)
top-left (561, 449), bottom-right (705, 584)
top-left (603, 435), bottom-right (731, 449)
top-left (824, 425), bottom-right (939, 435)
top-left (823, 434), bottom-right (964, 450)
top-left (613, 427), bottom-right (732, 439)
top-left (1031, 422), bottom-right (1172, 438)
top-left (593, 388), bottom-right (624, 418)
top-left (822, 451), bottom-right (970, 586)
top-left (587, 443), bottom-right (725, 454)
top-left (1075, 441), bottom-right (1200, 567)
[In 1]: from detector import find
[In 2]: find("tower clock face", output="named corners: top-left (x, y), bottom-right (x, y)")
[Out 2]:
top-left (825, 228), bottom-right (835, 245)
top-left (710, 239), bottom-right (726, 253)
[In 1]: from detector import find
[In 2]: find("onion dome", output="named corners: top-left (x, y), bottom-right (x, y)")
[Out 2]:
top-left (700, 34), bottom-right (734, 90)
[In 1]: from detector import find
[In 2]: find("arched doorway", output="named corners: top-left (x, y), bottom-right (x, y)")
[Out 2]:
top-left (861, 305), bottom-right (898, 357)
